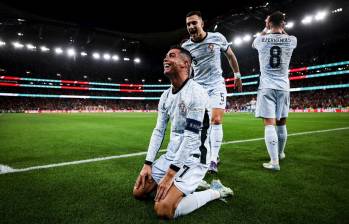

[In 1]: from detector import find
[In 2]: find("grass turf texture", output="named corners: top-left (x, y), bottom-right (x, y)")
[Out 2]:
top-left (0, 112), bottom-right (348, 223)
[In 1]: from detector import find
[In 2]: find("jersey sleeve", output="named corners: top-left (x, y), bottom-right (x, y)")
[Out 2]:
top-left (217, 32), bottom-right (230, 52)
top-left (170, 87), bottom-right (208, 171)
top-left (145, 91), bottom-right (169, 163)
top-left (290, 36), bottom-right (297, 49)
top-left (252, 36), bottom-right (261, 50)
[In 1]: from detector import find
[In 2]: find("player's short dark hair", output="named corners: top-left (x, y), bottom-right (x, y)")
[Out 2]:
top-left (186, 11), bottom-right (202, 18)
top-left (169, 45), bottom-right (192, 63)
top-left (269, 11), bottom-right (285, 27)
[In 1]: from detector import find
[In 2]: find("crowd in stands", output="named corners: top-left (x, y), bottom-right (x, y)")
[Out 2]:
top-left (0, 97), bottom-right (158, 112)
top-left (1, 32), bottom-right (348, 113)
top-left (1, 88), bottom-right (348, 113)
top-left (227, 89), bottom-right (349, 111)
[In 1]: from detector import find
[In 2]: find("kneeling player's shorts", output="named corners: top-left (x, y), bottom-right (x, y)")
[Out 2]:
top-left (255, 88), bottom-right (290, 120)
top-left (151, 154), bottom-right (208, 196)
top-left (207, 84), bottom-right (227, 110)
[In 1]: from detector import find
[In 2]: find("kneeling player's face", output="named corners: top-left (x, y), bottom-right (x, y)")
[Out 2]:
top-left (163, 49), bottom-right (183, 76)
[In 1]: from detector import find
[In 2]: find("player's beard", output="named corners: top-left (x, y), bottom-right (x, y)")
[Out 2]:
top-left (189, 29), bottom-right (199, 40)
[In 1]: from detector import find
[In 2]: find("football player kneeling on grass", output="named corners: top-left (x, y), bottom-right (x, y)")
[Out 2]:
top-left (133, 46), bottom-right (233, 219)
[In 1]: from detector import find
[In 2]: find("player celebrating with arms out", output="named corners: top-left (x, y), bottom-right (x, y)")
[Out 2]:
top-left (182, 11), bottom-right (243, 173)
top-left (252, 11), bottom-right (297, 170)
top-left (133, 46), bottom-right (233, 219)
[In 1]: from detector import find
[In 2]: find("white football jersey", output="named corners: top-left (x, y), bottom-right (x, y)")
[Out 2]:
top-left (145, 79), bottom-right (210, 169)
top-left (181, 32), bottom-right (229, 90)
top-left (252, 33), bottom-right (297, 91)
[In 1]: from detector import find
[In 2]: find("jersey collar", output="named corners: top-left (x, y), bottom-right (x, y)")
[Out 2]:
top-left (172, 78), bottom-right (190, 94)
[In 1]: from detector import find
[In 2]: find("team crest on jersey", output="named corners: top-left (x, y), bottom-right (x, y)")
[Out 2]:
top-left (178, 101), bottom-right (187, 115)
top-left (208, 43), bottom-right (214, 52)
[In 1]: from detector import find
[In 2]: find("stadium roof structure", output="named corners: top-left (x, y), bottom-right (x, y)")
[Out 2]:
top-left (0, 0), bottom-right (348, 82)
top-left (1, 0), bottom-right (346, 49)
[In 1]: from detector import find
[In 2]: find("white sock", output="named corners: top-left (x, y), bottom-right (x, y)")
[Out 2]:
top-left (264, 125), bottom-right (279, 164)
top-left (210, 124), bottom-right (223, 163)
top-left (174, 189), bottom-right (220, 218)
top-left (276, 125), bottom-right (287, 155)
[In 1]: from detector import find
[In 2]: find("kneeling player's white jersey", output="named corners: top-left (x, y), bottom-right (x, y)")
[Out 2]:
top-left (252, 33), bottom-right (297, 91)
top-left (145, 79), bottom-right (210, 169)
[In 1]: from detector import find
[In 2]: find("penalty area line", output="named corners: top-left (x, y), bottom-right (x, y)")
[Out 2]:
top-left (1, 126), bottom-right (348, 175)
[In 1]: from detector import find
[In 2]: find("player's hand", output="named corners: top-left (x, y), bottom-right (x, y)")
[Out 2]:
top-left (154, 170), bottom-right (175, 201)
top-left (234, 78), bottom-right (243, 92)
top-left (265, 16), bottom-right (270, 30)
top-left (135, 164), bottom-right (152, 190)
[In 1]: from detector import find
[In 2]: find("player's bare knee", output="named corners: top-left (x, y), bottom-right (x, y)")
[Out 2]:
top-left (154, 201), bottom-right (175, 219)
top-left (264, 118), bottom-right (275, 126)
top-left (211, 116), bottom-right (222, 125)
top-left (133, 188), bottom-right (146, 200)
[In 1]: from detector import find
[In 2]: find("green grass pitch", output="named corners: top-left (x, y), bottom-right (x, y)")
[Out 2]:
top-left (0, 112), bottom-right (348, 223)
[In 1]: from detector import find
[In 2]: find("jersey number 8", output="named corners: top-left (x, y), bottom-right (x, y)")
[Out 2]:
top-left (269, 46), bottom-right (282, 68)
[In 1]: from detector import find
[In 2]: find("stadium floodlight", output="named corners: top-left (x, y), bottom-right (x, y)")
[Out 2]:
top-left (242, 34), bottom-right (251, 42)
top-left (233, 37), bottom-right (243, 46)
top-left (0, 40), bottom-right (5, 46)
top-left (141, 79), bottom-right (145, 83)
top-left (83, 75), bottom-right (88, 79)
top-left (285, 21), bottom-right (294, 29)
top-left (57, 73), bottom-right (61, 77)
top-left (26, 71), bottom-right (30, 74)
top-left (55, 47), bottom-right (63, 54)
top-left (40, 46), bottom-right (50, 52)
top-left (214, 24), bottom-right (218, 31)
top-left (92, 52), bottom-right (100, 59)
top-left (124, 78), bottom-right (129, 82)
top-left (67, 48), bottom-right (76, 57)
top-left (315, 11), bottom-right (328, 21)
top-left (12, 41), bottom-right (24, 49)
top-left (332, 8), bottom-right (342, 14)
top-left (112, 54), bottom-right (119, 61)
top-left (134, 57), bottom-right (141, 63)
top-left (158, 79), bottom-right (162, 83)
top-left (17, 32), bottom-right (24, 36)
top-left (123, 57), bottom-right (130, 61)
top-left (103, 53), bottom-right (111, 60)
top-left (80, 52), bottom-right (87, 56)
top-left (301, 15), bottom-right (313, 24)
top-left (26, 44), bottom-right (36, 50)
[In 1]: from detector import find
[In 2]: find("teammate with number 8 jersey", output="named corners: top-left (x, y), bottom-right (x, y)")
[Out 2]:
top-left (252, 11), bottom-right (297, 171)
top-left (252, 21), bottom-right (297, 90)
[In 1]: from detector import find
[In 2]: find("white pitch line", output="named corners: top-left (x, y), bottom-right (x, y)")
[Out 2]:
top-left (1, 127), bottom-right (348, 175)
top-left (222, 127), bottom-right (349, 145)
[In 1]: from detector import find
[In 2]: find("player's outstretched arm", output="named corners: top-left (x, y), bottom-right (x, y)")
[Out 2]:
top-left (225, 48), bottom-right (243, 92)
top-left (145, 92), bottom-right (169, 163)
